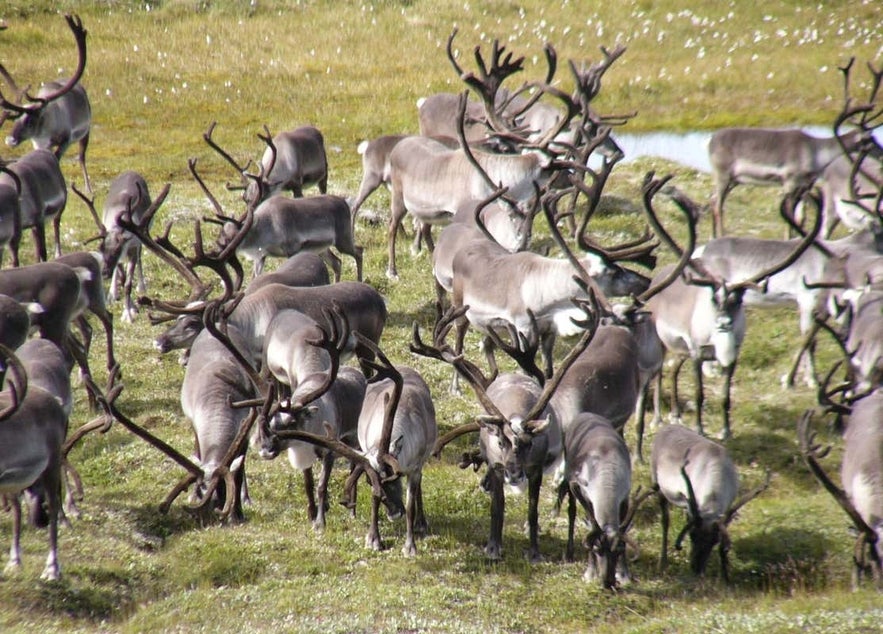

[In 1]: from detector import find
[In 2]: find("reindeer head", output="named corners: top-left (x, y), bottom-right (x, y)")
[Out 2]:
top-left (480, 415), bottom-right (552, 491)
top-left (677, 464), bottom-right (769, 582)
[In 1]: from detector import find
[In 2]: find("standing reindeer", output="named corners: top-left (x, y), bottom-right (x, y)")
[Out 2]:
top-left (0, 14), bottom-right (91, 193)
top-left (1, 149), bottom-right (67, 264)
top-left (0, 345), bottom-right (69, 580)
top-left (708, 59), bottom-right (883, 238)
top-left (413, 303), bottom-right (597, 561)
top-left (643, 183), bottom-right (822, 439)
top-left (354, 337), bottom-right (437, 556)
top-left (243, 125), bottom-right (328, 206)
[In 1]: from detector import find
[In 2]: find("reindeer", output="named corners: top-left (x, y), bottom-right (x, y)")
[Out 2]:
top-left (413, 302), bottom-right (597, 561)
top-left (55, 251), bottom-right (116, 376)
top-left (72, 171), bottom-right (155, 323)
top-left (0, 262), bottom-right (88, 363)
top-left (651, 424), bottom-right (769, 582)
top-left (351, 337), bottom-right (437, 556)
top-left (563, 412), bottom-right (649, 588)
top-left (0, 164), bottom-right (21, 264)
top-left (0, 344), bottom-right (68, 580)
top-left (799, 406), bottom-right (882, 588)
top-left (242, 125), bottom-right (327, 206)
top-left (254, 308), bottom-right (366, 530)
top-left (214, 193), bottom-right (363, 282)
top-left (0, 14), bottom-right (91, 193)
top-left (1, 149), bottom-right (67, 264)
top-left (431, 189), bottom-right (535, 310)
top-left (153, 252), bottom-right (329, 360)
top-left (449, 182), bottom-right (652, 392)
top-left (195, 124), bottom-right (361, 282)
top-left (708, 59), bottom-right (883, 237)
top-left (349, 133), bottom-right (408, 226)
top-left (708, 127), bottom-right (868, 237)
top-left (643, 184), bottom-right (822, 439)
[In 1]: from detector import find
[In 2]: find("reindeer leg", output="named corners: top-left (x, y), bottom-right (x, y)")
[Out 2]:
top-left (402, 473), bottom-right (422, 557)
top-left (321, 249), bottom-right (342, 283)
top-left (52, 213), bottom-right (63, 259)
top-left (565, 486), bottom-right (577, 562)
top-left (365, 491), bottom-right (383, 551)
top-left (692, 357), bottom-right (705, 436)
top-left (94, 307), bottom-right (116, 372)
top-left (387, 185), bottom-right (409, 280)
top-left (79, 133), bottom-right (92, 194)
top-left (313, 452), bottom-right (335, 531)
top-left (122, 257), bottom-right (138, 323)
top-left (303, 466), bottom-right (318, 523)
top-left (4, 495), bottom-right (22, 576)
top-left (720, 361), bottom-right (736, 440)
top-left (39, 468), bottom-right (62, 581)
top-left (635, 382), bottom-right (649, 464)
top-left (485, 467), bottom-right (504, 560)
top-left (669, 356), bottom-right (687, 423)
top-left (33, 223), bottom-right (47, 262)
top-left (659, 494), bottom-right (670, 572)
top-left (413, 478), bottom-right (428, 535)
top-left (526, 470), bottom-right (544, 563)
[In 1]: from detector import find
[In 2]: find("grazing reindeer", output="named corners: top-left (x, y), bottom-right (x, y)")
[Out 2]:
top-left (799, 407), bottom-right (882, 588)
top-left (708, 128), bottom-right (867, 237)
top-left (349, 134), bottom-right (408, 226)
top-left (255, 308), bottom-right (366, 530)
top-left (73, 171), bottom-right (155, 323)
top-left (55, 251), bottom-right (116, 375)
top-left (199, 124), bottom-right (362, 281)
top-left (214, 193), bottom-right (363, 282)
top-left (413, 302), bottom-right (597, 561)
top-left (1, 149), bottom-right (67, 264)
top-left (244, 125), bottom-right (328, 205)
top-left (355, 337), bottom-right (437, 556)
top-left (0, 14), bottom-right (91, 193)
top-left (563, 412), bottom-right (649, 588)
top-left (0, 345), bottom-right (68, 580)
top-left (651, 424), bottom-right (769, 582)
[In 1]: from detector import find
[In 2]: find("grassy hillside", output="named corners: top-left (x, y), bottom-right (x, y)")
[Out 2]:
top-left (0, 2), bottom-right (881, 632)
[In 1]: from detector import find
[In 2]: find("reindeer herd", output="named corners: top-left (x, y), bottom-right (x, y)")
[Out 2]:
top-left (0, 15), bottom-right (882, 593)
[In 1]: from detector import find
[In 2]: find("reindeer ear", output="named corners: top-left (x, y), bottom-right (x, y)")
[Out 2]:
top-left (525, 416), bottom-right (551, 435)
top-left (229, 455), bottom-right (245, 473)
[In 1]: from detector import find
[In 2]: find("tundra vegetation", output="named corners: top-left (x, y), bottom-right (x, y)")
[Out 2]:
top-left (1, 1), bottom-right (883, 632)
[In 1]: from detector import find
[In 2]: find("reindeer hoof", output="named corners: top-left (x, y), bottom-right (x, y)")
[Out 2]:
top-left (40, 565), bottom-right (60, 581)
top-left (386, 270), bottom-right (399, 281)
top-left (526, 550), bottom-right (545, 563)
top-left (3, 560), bottom-right (21, 576)
top-left (402, 542), bottom-right (417, 557)
top-left (365, 534), bottom-right (383, 551)
top-left (484, 543), bottom-right (502, 560)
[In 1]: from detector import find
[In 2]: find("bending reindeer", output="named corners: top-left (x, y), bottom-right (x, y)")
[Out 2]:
top-left (651, 424), bottom-right (769, 582)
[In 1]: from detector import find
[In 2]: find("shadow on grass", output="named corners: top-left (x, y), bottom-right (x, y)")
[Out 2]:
top-left (734, 526), bottom-right (834, 593)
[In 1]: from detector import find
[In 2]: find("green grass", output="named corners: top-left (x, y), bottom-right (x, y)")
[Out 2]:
top-left (1, 1), bottom-right (882, 632)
